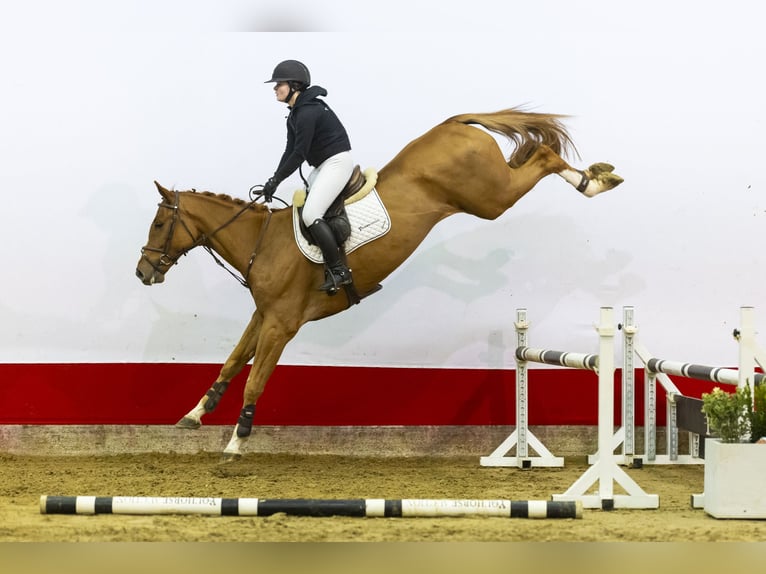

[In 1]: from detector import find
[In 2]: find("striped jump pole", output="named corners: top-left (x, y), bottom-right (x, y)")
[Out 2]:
top-left (646, 357), bottom-right (762, 462)
top-left (39, 496), bottom-right (582, 519)
top-left (515, 347), bottom-right (599, 371)
top-left (646, 358), bottom-right (765, 386)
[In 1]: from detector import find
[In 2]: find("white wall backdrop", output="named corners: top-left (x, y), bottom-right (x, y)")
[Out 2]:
top-left (1, 0), bottom-right (765, 368)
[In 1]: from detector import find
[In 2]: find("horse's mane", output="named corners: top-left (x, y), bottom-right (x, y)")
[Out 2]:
top-left (183, 189), bottom-right (266, 211)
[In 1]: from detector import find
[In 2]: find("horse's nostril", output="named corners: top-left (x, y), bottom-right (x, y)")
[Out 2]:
top-left (136, 269), bottom-right (144, 280)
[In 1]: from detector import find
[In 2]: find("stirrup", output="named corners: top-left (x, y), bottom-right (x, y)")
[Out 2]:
top-left (319, 268), bottom-right (353, 295)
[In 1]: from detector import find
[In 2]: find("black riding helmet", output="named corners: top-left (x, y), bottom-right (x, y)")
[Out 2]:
top-left (266, 60), bottom-right (310, 105)
top-left (265, 60), bottom-right (311, 88)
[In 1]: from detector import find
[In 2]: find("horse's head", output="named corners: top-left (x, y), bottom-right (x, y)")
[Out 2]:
top-left (135, 182), bottom-right (196, 285)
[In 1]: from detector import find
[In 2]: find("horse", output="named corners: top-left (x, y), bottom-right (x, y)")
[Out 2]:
top-left (136, 108), bottom-right (623, 461)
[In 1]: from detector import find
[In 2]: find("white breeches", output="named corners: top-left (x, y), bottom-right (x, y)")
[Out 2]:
top-left (301, 151), bottom-right (354, 226)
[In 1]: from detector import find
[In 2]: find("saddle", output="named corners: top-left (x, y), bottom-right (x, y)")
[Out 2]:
top-left (294, 165), bottom-right (371, 245)
top-left (293, 166), bottom-right (382, 306)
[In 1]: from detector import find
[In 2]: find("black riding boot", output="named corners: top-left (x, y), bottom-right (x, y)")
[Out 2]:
top-left (307, 218), bottom-right (353, 294)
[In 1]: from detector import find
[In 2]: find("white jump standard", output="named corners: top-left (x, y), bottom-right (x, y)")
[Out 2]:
top-left (480, 309), bottom-right (566, 469)
top-left (40, 496), bottom-right (582, 519)
top-left (586, 306), bottom-right (639, 467)
top-left (484, 307), bottom-right (659, 509)
top-left (546, 308), bottom-right (657, 509)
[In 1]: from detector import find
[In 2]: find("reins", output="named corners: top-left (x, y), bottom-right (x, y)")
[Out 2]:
top-left (202, 207), bottom-right (273, 289)
top-left (141, 190), bottom-right (272, 290)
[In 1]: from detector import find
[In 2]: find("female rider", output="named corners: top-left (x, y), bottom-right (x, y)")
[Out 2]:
top-left (262, 59), bottom-right (354, 295)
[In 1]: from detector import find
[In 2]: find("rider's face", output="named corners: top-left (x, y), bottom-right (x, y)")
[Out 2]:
top-left (274, 82), bottom-right (290, 103)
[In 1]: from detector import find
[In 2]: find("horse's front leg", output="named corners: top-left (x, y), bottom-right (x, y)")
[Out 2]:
top-left (222, 316), bottom-right (297, 461)
top-left (176, 311), bottom-right (263, 429)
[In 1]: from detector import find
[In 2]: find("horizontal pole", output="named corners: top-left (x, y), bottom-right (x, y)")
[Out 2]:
top-left (646, 358), bottom-right (765, 385)
top-left (40, 496), bottom-right (582, 519)
top-left (516, 347), bottom-right (598, 371)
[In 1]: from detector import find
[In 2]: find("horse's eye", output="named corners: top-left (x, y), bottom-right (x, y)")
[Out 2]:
top-left (153, 221), bottom-right (164, 229)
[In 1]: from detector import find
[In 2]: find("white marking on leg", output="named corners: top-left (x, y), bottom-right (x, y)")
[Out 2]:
top-left (559, 168), bottom-right (583, 188)
top-left (558, 168), bottom-right (605, 198)
top-left (183, 403), bottom-right (207, 425)
top-left (223, 428), bottom-right (246, 456)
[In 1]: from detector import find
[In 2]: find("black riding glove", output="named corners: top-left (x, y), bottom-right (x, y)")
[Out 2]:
top-left (262, 177), bottom-right (278, 202)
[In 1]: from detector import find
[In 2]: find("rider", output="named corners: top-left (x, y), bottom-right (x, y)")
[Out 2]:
top-left (262, 59), bottom-right (354, 294)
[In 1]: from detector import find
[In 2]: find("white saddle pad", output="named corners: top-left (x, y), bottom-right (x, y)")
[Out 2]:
top-left (293, 188), bottom-right (391, 264)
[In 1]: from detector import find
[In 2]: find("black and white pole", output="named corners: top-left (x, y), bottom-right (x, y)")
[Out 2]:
top-left (40, 496), bottom-right (582, 519)
top-left (514, 347), bottom-right (599, 371)
top-left (646, 358), bottom-right (765, 386)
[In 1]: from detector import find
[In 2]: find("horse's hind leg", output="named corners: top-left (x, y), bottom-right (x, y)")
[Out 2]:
top-left (176, 311), bottom-right (263, 429)
top-left (513, 145), bottom-right (624, 198)
top-left (558, 161), bottom-right (623, 197)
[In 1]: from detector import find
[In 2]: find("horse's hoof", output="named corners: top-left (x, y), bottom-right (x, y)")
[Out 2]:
top-left (601, 172), bottom-right (624, 188)
top-left (219, 452), bottom-right (242, 464)
top-left (588, 162), bottom-right (615, 175)
top-left (175, 416), bottom-right (201, 430)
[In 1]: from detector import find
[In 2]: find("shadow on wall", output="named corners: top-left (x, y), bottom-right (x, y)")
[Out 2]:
top-left (299, 210), bottom-right (646, 348)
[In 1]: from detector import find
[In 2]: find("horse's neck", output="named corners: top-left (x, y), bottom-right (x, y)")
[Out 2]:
top-left (183, 194), bottom-right (262, 268)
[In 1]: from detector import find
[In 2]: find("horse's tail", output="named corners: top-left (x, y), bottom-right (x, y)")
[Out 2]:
top-left (443, 108), bottom-right (577, 168)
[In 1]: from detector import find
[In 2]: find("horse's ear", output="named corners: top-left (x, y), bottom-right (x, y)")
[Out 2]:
top-left (154, 180), bottom-right (174, 203)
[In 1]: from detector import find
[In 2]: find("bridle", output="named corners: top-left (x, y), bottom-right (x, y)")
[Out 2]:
top-left (140, 190), bottom-right (272, 288)
top-left (140, 190), bottom-right (194, 273)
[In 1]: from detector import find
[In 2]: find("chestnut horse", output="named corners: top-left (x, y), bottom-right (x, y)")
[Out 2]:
top-left (136, 108), bottom-right (623, 460)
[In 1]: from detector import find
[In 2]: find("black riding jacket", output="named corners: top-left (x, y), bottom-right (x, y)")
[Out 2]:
top-left (271, 85), bottom-right (352, 184)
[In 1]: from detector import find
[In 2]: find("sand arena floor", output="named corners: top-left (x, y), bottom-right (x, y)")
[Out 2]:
top-left (1, 451), bottom-right (765, 543)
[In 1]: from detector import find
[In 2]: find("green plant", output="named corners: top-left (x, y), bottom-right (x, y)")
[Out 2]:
top-left (750, 382), bottom-right (766, 442)
top-left (701, 385), bottom-right (752, 443)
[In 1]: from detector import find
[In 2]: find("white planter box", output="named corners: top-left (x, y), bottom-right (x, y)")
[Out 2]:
top-left (704, 438), bottom-right (766, 519)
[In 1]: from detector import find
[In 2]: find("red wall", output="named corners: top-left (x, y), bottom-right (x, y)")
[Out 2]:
top-left (0, 364), bottom-right (724, 426)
